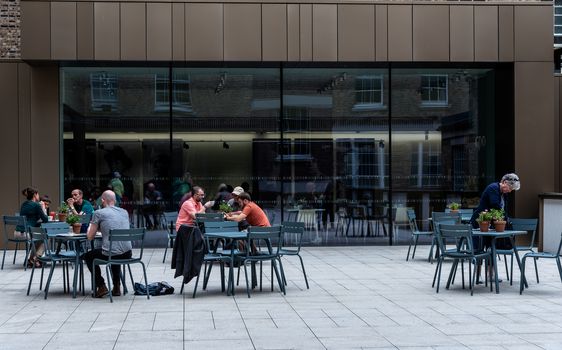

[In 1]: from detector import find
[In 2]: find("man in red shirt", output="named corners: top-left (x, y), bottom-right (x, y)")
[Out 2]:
top-left (225, 192), bottom-right (270, 227)
top-left (176, 186), bottom-right (207, 231)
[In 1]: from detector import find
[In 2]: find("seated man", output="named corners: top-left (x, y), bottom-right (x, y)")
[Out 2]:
top-left (84, 190), bottom-right (131, 298)
top-left (176, 186), bottom-right (210, 231)
top-left (67, 188), bottom-right (95, 233)
top-left (225, 192), bottom-right (270, 227)
top-left (143, 182), bottom-right (163, 230)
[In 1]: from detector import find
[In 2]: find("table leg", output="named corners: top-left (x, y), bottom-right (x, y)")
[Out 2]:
top-left (72, 253), bottom-right (79, 298)
top-left (510, 236), bottom-right (528, 288)
top-left (492, 238), bottom-right (500, 294)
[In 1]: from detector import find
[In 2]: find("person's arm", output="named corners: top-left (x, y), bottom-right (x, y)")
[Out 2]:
top-left (87, 222), bottom-right (98, 240)
top-left (226, 212), bottom-right (247, 222)
top-left (37, 202), bottom-right (49, 223)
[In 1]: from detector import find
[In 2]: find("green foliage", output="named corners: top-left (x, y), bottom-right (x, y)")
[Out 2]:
top-left (66, 214), bottom-right (81, 225)
top-left (218, 201), bottom-right (232, 213)
top-left (58, 202), bottom-right (70, 214)
top-left (490, 208), bottom-right (505, 221)
top-left (448, 202), bottom-right (461, 210)
top-left (476, 210), bottom-right (493, 223)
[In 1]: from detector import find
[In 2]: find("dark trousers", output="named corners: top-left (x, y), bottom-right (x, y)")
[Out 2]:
top-left (83, 249), bottom-right (132, 286)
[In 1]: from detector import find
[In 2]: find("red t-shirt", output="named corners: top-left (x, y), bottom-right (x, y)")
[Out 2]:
top-left (242, 202), bottom-right (270, 227)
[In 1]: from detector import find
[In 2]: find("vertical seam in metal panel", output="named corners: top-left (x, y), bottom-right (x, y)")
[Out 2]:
top-left (222, 4), bottom-right (224, 61)
top-left (260, 4), bottom-right (263, 61)
top-left (75, 3), bottom-right (78, 59)
top-left (448, 5), bottom-right (451, 62)
top-left (473, 5), bottom-right (475, 62)
top-left (311, 4), bottom-right (314, 61)
top-left (48, 2), bottom-right (52, 60)
top-left (410, 5), bottom-right (413, 61)
top-left (373, 5), bottom-right (376, 61)
top-left (285, 4), bottom-right (288, 61)
top-left (497, 5), bottom-right (500, 62)
top-left (119, 3), bottom-right (122, 61)
top-left (336, 4), bottom-right (339, 62)
top-left (145, 3), bottom-right (147, 61)
top-left (386, 5), bottom-right (388, 61)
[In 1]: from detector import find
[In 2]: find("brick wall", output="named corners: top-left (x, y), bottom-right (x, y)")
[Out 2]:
top-left (0, 0), bottom-right (20, 59)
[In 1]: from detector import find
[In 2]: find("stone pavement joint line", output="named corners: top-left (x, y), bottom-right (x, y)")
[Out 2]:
top-left (0, 246), bottom-right (561, 349)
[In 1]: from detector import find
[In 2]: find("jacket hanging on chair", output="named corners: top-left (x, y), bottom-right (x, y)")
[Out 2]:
top-left (171, 225), bottom-right (205, 284)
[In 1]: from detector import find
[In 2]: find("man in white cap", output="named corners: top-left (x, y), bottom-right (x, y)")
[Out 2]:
top-left (227, 186), bottom-right (244, 213)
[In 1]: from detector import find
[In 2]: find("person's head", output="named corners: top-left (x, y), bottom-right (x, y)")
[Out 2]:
top-left (146, 182), bottom-right (156, 192)
top-left (71, 189), bottom-right (84, 204)
top-left (40, 195), bottom-right (51, 206)
top-left (112, 171), bottom-right (121, 179)
top-left (217, 183), bottom-right (228, 193)
top-left (192, 186), bottom-right (205, 203)
top-left (22, 187), bottom-right (39, 201)
top-left (500, 173), bottom-right (520, 193)
top-left (237, 192), bottom-right (252, 208)
top-left (232, 186), bottom-right (244, 202)
top-left (100, 190), bottom-right (117, 207)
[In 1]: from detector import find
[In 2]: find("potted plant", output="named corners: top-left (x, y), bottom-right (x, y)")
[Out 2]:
top-left (476, 210), bottom-right (493, 232)
top-left (218, 201), bottom-right (232, 213)
top-left (57, 202), bottom-right (70, 222)
top-left (490, 208), bottom-right (506, 232)
top-left (448, 202), bottom-right (461, 213)
top-left (66, 214), bottom-right (82, 234)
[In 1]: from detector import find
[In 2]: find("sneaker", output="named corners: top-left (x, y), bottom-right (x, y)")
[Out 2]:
top-left (95, 284), bottom-right (109, 298)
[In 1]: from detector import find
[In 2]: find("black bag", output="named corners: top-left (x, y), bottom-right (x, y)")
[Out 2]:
top-left (134, 281), bottom-right (175, 296)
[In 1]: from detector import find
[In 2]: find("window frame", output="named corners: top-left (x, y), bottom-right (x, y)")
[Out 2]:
top-left (420, 74), bottom-right (448, 107)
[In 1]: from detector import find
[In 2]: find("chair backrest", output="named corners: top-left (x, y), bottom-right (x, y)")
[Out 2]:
top-left (108, 228), bottom-right (145, 260)
top-left (438, 223), bottom-right (475, 254)
top-left (163, 211), bottom-right (178, 232)
top-left (203, 221), bottom-right (238, 233)
top-left (458, 209), bottom-right (474, 222)
top-left (432, 211), bottom-right (461, 224)
top-left (195, 213), bottom-right (224, 225)
top-left (28, 226), bottom-right (54, 257)
top-left (406, 209), bottom-right (419, 232)
top-left (510, 218), bottom-right (538, 248)
top-left (3, 215), bottom-right (28, 241)
top-left (247, 226), bottom-right (282, 257)
top-left (281, 221), bottom-right (305, 250)
top-left (41, 222), bottom-right (71, 237)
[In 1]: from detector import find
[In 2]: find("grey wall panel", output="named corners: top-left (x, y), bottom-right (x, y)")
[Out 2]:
top-left (94, 2), bottom-right (120, 60)
top-left (498, 6), bottom-right (514, 62)
top-left (77, 2), bottom-right (94, 60)
top-left (30, 66), bottom-right (60, 207)
top-left (338, 5), bottom-right (375, 61)
top-left (514, 5), bottom-right (552, 62)
top-left (388, 5), bottom-right (412, 61)
top-left (375, 4), bottom-right (387, 61)
top-left (0, 64), bottom-right (23, 225)
top-left (556, 77), bottom-right (561, 191)
top-left (450, 5), bottom-right (473, 62)
top-left (312, 4), bottom-right (337, 61)
top-left (300, 4), bottom-right (312, 61)
top-left (185, 3), bottom-right (223, 61)
top-left (474, 6), bottom-right (498, 62)
top-left (51, 2), bottom-right (76, 60)
top-left (515, 62), bottom-right (554, 218)
top-left (262, 4), bottom-right (287, 61)
top-left (224, 4), bottom-right (261, 61)
top-left (147, 3), bottom-right (172, 61)
top-left (120, 3), bottom-right (146, 60)
top-left (413, 5), bottom-right (449, 61)
top-left (287, 4), bottom-right (300, 61)
top-left (17, 64), bottom-right (32, 193)
top-left (172, 3), bottom-right (185, 61)
top-left (21, 2), bottom-right (50, 60)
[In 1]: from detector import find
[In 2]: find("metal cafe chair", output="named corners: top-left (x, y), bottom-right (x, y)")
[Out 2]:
top-left (93, 228), bottom-right (149, 303)
top-left (279, 221), bottom-right (309, 289)
top-left (496, 218), bottom-right (538, 285)
top-left (405, 209), bottom-right (434, 261)
top-left (2, 215), bottom-right (30, 270)
top-left (162, 211), bottom-right (178, 263)
top-left (520, 232), bottom-right (562, 294)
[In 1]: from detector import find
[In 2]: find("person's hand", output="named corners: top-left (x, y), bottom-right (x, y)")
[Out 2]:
top-left (40, 201), bottom-right (46, 210)
top-left (66, 198), bottom-right (74, 206)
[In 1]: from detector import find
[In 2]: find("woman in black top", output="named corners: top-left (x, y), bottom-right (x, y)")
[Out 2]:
top-left (19, 187), bottom-right (49, 267)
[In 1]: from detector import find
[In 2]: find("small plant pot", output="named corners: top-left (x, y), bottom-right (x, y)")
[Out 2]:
top-left (72, 223), bottom-right (82, 234)
top-left (58, 213), bottom-right (67, 222)
top-left (479, 221), bottom-right (490, 232)
top-left (494, 221), bottom-right (506, 232)
top-left (450, 209), bottom-right (459, 213)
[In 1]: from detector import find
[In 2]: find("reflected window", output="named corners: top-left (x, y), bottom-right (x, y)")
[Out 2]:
top-left (420, 74), bottom-right (448, 106)
top-left (90, 72), bottom-right (118, 112)
top-left (410, 147), bottom-right (441, 187)
top-left (354, 75), bottom-right (383, 109)
top-left (154, 73), bottom-right (192, 113)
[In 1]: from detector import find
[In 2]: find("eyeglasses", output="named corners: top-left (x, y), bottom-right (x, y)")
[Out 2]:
top-left (71, 193), bottom-right (80, 197)
top-left (197, 193), bottom-right (205, 198)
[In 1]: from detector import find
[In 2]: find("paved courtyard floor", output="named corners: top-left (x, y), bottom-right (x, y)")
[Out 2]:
top-left (1, 245), bottom-right (562, 349)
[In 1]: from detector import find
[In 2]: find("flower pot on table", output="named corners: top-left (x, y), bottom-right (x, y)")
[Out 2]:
top-left (478, 221), bottom-right (490, 232)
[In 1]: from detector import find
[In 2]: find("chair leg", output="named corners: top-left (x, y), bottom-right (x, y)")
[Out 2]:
top-left (220, 263), bottom-right (225, 292)
top-left (272, 259), bottom-right (285, 295)
top-left (510, 254), bottom-right (514, 286)
top-left (192, 272), bottom-right (201, 298)
top-left (140, 262), bottom-right (150, 300)
top-left (436, 258), bottom-right (443, 293)
top-left (411, 236), bottom-right (419, 260)
top-left (534, 257), bottom-right (539, 283)
top-left (446, 260), bottom-right (457, 290)
top-left (23, 242), bottom-right (30, 271)
top-left (520, 258), bottom-right (526, 294)
top-left (44, 261), bottom-right (57, 300)
top-left (503, 254), bottom-right (509, 282)
top-left (428, 237), bottom-right (435, 263)
top-left (1, 247), bottom-right (6, 270)
top-left (432, 260), bottom-right (440, 288)
top-left (556, 257), bottom-right (562, 283)
top-left (406, 239), bottom-right (413, 261)
top-left (298, 254), bottom-right (309, 289)
top-left (162, 242), bottom-right (168, 264)
top-left (39, 266), bottom-right (45, 291)
top-left (27, 263), bottom-right (36, 295)
top-left (243, 262), bottom-right (251, 298)
top-left (106, 265), bottom-right (114, 303)
top-left (13, 242), bottom-right (19, 265)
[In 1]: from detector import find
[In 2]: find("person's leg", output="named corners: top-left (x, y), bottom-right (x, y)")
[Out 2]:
top-left (83, 249), bottom-right (109, 295)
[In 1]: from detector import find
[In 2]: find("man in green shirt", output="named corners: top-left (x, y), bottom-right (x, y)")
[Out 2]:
top-left (67, 189), bottom-right (95, 233)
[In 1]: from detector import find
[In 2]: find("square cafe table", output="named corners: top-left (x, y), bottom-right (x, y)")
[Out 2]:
top-left (472, 229), bottom-right (527, 294)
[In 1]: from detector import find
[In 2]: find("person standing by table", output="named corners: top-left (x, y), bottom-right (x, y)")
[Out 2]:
top-left (19, 187), bottom-right (50, 268)
top-left (84, 190), bottom-right (131, 298)
top-left (67, 188), bottom-right (95, 232)
top-left (225, 192), bottom-right (270, 227)
top-left (176, 186), bottom-right (211, 231)
top-left (470, 173), bottom-right (521, 281)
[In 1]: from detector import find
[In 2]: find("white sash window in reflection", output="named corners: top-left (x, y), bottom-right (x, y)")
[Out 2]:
top-left (90, 72), bottom-right (118, 112)
top-left (353, 75), bottom-right (383, 110)
top-left (154, 73), bottom-right (192, 113)
top-left (420, 74), bottom-right (448, 107)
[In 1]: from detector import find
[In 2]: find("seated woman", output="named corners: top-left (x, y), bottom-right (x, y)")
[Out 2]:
top-left (18, 187), bottom-right (49, 267)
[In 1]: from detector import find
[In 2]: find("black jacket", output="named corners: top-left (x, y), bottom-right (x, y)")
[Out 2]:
top-left (171, 225), bottom-right (205, 284)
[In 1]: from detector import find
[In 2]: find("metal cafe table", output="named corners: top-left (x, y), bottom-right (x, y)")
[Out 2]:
top-left (472, 229), bottom-right (527, 294)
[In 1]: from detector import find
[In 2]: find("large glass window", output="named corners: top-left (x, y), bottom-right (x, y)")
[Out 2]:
top-left (61, 64), bottom-right (511, 246)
